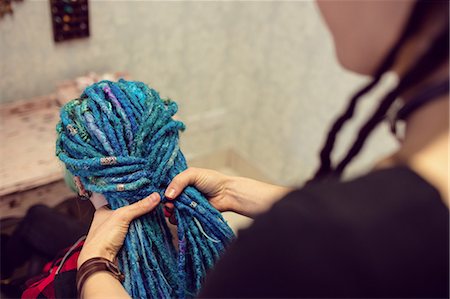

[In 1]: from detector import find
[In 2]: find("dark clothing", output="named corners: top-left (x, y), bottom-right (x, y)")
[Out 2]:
top-left (199, 166), bottom-right (449, 298)
top-left (6, 205), bottom-right (89, 264)
top-left (18, 167), bottom-right (449, 298)
top-left (1, 203), bottom-right (93, 299)
top-left (22, 238), bottom-right (84, 299)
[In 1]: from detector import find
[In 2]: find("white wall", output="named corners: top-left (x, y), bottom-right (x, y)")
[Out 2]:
top-left (0, 1), bottom-right (398, 186)
top-left (221, 1), bottom-right (399, 184)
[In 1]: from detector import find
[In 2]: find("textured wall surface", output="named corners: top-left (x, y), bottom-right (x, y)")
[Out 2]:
top-left (221, 2), bottom-right (399, 185)
top-left (0, 1), bottom-right (398, 186)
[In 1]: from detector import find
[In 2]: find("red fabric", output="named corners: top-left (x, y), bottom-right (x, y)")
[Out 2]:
top-left (22, 240), bottom-right (84, 299)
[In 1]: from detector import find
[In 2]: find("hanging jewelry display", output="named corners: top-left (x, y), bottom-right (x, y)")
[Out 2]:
top-left (50, 0), bottom-right (89, 42)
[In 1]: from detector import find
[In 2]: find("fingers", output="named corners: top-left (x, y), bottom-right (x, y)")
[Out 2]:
top-left (164, 202), bottom-right (174, 217)
top-left (169, 213), bottom-right (177, 225)
top-left (165, 168), bottom-right (198, 200)
top-left (117, 192), bottom-right (161, 222)
top-left (164, 168), bottom-right (201, 225)
top-left (163, 202), bottom-right (178, 225)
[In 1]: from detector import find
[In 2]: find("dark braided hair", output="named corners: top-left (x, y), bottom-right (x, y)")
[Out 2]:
top-left (313, 0), bottom-right (449, 180)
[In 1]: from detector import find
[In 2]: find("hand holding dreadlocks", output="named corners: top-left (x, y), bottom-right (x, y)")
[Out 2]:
top-left (78, 193), bottom-right (161, 268)
top-left (164, 167), bottom-right (293, 220)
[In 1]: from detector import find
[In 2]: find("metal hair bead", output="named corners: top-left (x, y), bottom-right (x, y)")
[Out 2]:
top-left (66, 124), bottom-right (78, 135)
top-left (116, 184), bottom-right (125, 192)
top-left (100, 156), bottom-right (118, 165)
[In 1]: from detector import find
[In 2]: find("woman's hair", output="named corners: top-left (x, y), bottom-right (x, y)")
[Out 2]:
top-left (56, 80), bottom-right (235, 298)
top-left (313, 0), bottom-right (449, 180)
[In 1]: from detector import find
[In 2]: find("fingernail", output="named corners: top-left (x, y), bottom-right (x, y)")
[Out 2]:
top-left (163, 207), bottom-right (172, 218)
top-left (169, 214), bottom-right (178, 225)
top-left (166, 188), bottom-right (176, 199)
top-left (149, 193), bottom-right (159, 203)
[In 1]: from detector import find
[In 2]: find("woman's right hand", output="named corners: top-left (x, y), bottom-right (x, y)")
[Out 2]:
top-left (164, 167), bottom-right (293, 220)
top-left (164, 168), bottom-right (234, 219)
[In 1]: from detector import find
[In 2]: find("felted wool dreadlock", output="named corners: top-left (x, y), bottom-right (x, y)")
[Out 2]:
top-left (55, 79), bottom-right (235, 298)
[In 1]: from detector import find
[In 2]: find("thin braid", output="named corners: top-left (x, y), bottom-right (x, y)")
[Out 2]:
top-left (313, 0), bottom-right (433, 180)
top-left (334, 23), bottom-right (449, 176)
top-left (55, 80), bottom-right (235, 298)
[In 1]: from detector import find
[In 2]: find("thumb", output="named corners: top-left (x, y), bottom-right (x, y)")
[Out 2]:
top-left (165, 168), bottom-right (199, 200)
top-left (119, 192), bottom-right (161, 222)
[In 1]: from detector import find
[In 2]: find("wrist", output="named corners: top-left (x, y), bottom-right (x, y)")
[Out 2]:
top-left (80, 272), bottom-right (111, 297)
top-left (225, 176), bottom-right (293, 218)
top-left (77, 257), bottom-right (125, 297)
top-left (78, 248), bottom-right (115, 270)
top-left (224, 176), bottom-right (263, 217)
top-left (223, 175), bottom-right (243, 213)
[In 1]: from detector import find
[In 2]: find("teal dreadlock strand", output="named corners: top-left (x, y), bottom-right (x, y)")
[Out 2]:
top-left (55, 79), bottom-right (235, 298)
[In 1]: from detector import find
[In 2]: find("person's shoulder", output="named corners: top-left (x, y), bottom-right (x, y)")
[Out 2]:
top-left (200, 166), bottom-right (449, 298)
top-left (251, 166), bottom-right (448, 297)
top-left (276, 165), bottom-right (446, 232)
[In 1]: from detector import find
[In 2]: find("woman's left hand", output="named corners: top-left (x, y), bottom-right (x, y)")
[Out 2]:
top-left (78, 192), bottom-right (161, 269)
